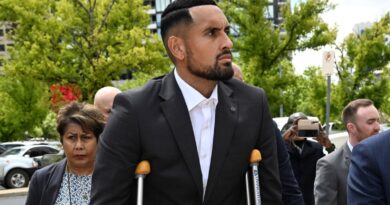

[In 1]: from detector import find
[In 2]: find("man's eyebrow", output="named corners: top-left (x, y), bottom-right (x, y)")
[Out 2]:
top-left (203, 24), bottom-right (230, 32)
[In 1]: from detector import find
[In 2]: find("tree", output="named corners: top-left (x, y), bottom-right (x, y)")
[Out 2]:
top-left (0, 76), bottom-right (50, 141)
top-left (333, 12), bottom-right (390, 118)
top-left (219, 0), bottom-right (337, 116)
top-left (0, 0), bottom-right (170, 101)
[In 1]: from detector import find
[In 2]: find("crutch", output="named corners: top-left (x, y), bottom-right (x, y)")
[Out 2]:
top-left (246, 149), bottom-right (262, 205)
top-left (135, 160), bottom-right (151, 205)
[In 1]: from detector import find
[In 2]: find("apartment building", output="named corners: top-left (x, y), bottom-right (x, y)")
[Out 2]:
top-left (0, 22), bottom-right (14, 71)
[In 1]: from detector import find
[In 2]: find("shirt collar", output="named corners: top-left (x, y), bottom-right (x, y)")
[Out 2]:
top-left (174, 69), bottom-right (218, 111)
top-left (347, 139), bottom-right (353, 152)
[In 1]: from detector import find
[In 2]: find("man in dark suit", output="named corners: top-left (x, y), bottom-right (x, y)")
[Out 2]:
top-left (233, 62), bottom-right (304, 205)
top-left (348, 129), bottom-right (390, 204)
top-left (90, 0), bottom-right (282, 204)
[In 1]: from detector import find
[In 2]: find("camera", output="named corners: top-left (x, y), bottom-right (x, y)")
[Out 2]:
top-left (297, 119), bottom-right (320, 137)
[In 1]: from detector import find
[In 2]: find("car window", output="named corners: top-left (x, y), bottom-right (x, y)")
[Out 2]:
top-left (46, 147), bottom-right (60, 154)
top-left (26, 147), bottom-right (59, 157)
top-left (28, 147), bottom-right (46, 157)
top-left (0, 145), bottom-right (5, 153)
top-left (2, 144), bottom-right (24, 150)
top-left (0, 148), bottom-right (23, 157)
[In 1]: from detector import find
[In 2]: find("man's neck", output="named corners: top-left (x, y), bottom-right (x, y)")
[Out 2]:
top-left (348, 134), bottom-right (359, 147)
top-left (176, 68), bottom-right (217, 98)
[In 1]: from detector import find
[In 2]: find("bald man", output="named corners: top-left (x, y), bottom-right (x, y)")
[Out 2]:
top-left (232, 63), bottom-right (243, 81)
top-left (93, 86), bottom-right (121, 120)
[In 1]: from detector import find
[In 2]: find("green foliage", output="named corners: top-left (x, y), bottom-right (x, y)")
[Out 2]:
top-left (295, 67), bottom-right (328, 122)
top-left (0, 76), bottom-right (50, 141)
top-left (0, 0), bottom-right (170, 102)
top-left (333, 12), bottom-right (390, 118)
top-left (219, 0), bottom-right (337, 116)
top-left (33, 111), bottom-right (60, 140)
top-left (117, 68), bottom-right (173, 90)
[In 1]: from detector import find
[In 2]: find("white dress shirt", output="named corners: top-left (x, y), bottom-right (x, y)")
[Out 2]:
top-left (174, 69), bottom-right (218, 197)
top-left (347, 139), bottom-right (353, 152)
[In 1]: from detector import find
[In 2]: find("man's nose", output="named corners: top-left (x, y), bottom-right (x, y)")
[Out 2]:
top-left (221, 33), bottom-right (233, 50)
top-left (374, 121), bottom-right (381, 132)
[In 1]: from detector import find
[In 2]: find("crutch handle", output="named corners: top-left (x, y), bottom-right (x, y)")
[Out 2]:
top-left (135, 160), bottom-right (150, 205)
top-left (249, 149), bottom-right (262, 165)
top-left (135, 160), bottom-right (151, 176)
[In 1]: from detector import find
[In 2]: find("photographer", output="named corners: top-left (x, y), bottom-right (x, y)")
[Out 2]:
top-left (281, 112), bottom-right (334, 205)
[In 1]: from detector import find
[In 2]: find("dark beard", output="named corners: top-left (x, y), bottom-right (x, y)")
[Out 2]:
top-left (186, 49), bottom-right (234, 81)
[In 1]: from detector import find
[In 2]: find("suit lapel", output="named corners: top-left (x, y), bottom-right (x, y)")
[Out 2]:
top-left (46, 159), bottom-right (66, 205)
top-left (159, 73), bottom-right (203, 199)
top-left (204, 82), bottom-right (237, 203)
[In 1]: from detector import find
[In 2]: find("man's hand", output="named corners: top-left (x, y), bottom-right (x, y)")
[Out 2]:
top-left (314, 128), bottom-right (335, 153)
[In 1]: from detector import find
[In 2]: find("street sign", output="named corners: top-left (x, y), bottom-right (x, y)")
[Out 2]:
top-left (322, 51), bottom-right (335, 76)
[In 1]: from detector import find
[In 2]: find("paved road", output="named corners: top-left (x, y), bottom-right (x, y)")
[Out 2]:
top-left (0, 195), bottom-right (27, 204)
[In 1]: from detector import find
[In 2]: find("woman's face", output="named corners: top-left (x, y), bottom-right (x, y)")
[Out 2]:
top-left (62, 122), bottom-right (97, 171)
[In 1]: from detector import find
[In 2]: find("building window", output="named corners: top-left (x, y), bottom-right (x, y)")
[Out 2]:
top-left (5, 28), bottom-right (14, 35)
top-left (156, 0), bottom-right (173, 12)
top-left (0, 44), bottom-right (5, 52)
top-left (0, 29), bottom-right (4, 37)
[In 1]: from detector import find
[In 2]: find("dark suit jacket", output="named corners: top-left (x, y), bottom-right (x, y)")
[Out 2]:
top-left (287, 140), bottom-right (324, 205)
top-left (91, 72), bottom-right (282, 204)
top-left (348, 130), bottom-right (390, 205)
top-left (273, 122), bottom-right (304, 205)
top-left (25, 159), bottom-right (66, 205)
top-left (314, 142), bottom-right (351, 205)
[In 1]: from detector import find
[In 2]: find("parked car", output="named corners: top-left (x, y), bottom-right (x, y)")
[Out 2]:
top-left (38, 150), bottom-right (65, 168)
top-left (0, 142), bottom-right (28, 150)
top-left (0, 145), bottom-right (60, 188)
top-left (0, 145), bottom-right (6, 155)
top-left (328, 131), bottom-right (348, 149)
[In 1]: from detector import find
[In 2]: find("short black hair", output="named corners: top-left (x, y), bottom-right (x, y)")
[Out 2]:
top-left (161, 0), bottom-right (217, 45)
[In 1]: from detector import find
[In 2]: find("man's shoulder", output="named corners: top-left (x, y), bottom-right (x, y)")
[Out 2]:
top-left (319, 146), bottom-right (344, 163)
top-left (223, 78), bottom-right (263, 91)
top-left (221, 78), bottom-right (265, 100)
top-left (120, 75), bottom-right (166, 99)
top-left (359, 130), bottom-right (390, 148)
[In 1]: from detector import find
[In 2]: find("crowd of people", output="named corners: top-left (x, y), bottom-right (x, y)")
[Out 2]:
top-left (24, 0), bottom-right (389, 205)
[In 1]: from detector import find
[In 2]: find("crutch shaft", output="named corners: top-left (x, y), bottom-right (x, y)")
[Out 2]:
top-left (136, 175), bottom-right (145, 205)
top-left (251, 164), bottom-right (261, 205)
top-left (245, 172), bottom-right (251, 205)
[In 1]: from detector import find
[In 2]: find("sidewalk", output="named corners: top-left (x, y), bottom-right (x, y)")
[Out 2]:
top-left (0, 187), bottom-right (28, 197)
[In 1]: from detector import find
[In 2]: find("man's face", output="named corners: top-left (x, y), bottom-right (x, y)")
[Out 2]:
top-left (349, 105), bottom-right (381, 142)
top-left (182, 5), bottom-right (234, 81)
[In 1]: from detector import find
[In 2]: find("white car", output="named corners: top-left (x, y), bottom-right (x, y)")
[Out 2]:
top-left (1, 140), bottom-right (62, 150)
top-left (0, 145), bottom-right (60, 188)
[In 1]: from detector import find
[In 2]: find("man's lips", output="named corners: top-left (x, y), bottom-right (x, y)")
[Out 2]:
top-left (218, 54), bottom-right (232, 60)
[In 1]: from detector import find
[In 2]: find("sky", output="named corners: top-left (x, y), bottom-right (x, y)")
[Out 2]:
top-left (291, 0), bottom-right (390, 74)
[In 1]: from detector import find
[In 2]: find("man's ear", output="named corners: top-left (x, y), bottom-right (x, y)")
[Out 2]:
top-left (346, 122), bottom-right (355, 133)
top-left (167, 36), bottom-right (185, 61)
